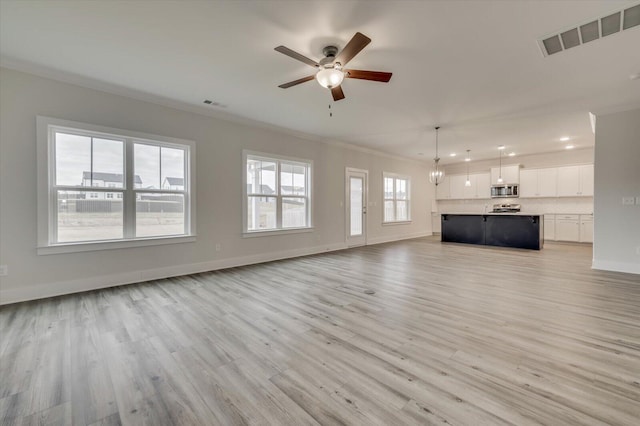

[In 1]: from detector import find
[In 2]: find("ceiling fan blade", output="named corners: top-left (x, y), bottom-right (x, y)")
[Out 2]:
top-left (345, 69), bottom-right (392, 82)
top-left (331, 86), bottom-right (345, 101)
top-left (274, 46), bottom-right (319, 68)
top-left (278, 75), bottom-right (316, 89)
top-left (335, 32), bottom-right (371, 66)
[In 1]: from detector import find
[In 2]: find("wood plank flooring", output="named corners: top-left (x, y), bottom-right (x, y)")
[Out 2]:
top-left (1, 237), bottom-right (640, 425)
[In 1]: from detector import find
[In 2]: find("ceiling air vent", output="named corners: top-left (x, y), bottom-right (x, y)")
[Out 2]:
top-left (538, 2), bottom-right (640, 57)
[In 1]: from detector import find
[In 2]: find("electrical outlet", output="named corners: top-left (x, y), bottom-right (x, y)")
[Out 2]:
top-left (0, 265), bottom-right (7, 276)
top-left (622, 197), bottom-right (635, 206)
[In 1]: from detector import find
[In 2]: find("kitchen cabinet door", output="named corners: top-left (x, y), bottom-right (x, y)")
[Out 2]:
top-left (580, 216), bottom-right (593, 243)
top-left (579, 165), bottom-right (594, 196)
top-left (556, 215), bottom-right (580, 241)
top-left (519, 169), bottom-right (538, 197)
top-left (537, 168), bottom-right (558, 197)
top-left (557, 166), bottom-right (581, 196)
top-left (491, 165), bottom-right (520, 185)
top-left (544, 215), bottom-right (555, 241)
top-left (462, 175), bottom-right (476, 199)
top-left (475, 173), bottom-right (491, 199)
top-left (449, 175), bottom-right (467, 200)
top-left (435, 176), bottom-right (450, 200)
top-left (432, 213), bottom-right (441, 233)
top-left (557, 165), bottom-right (592, 197)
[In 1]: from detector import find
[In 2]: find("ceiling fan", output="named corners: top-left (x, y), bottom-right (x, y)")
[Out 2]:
top-left (275, 32), bottom-right (392, 101)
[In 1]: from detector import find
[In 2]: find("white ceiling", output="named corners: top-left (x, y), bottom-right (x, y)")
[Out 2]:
top-left (1, 0), bottom-right (639, 165)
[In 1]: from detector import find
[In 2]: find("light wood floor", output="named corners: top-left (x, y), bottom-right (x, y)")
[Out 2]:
top-left (1, 237), bottom-right (639, 425)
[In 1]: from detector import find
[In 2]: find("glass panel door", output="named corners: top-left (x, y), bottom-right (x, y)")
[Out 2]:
top-left (346, 169), bottom-right (367, 246)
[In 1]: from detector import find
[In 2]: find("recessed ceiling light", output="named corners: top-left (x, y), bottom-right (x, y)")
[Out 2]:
top-left (631, 73), bottom-right (640, 81)
top-left (464, 158), bottom-right (471, 162)
top-left (565, 144), bottom-right (575, 149)
top-left (560, 136), bottom-right (570, 141)
top-left (450, 153), bottom-right (457, 157)
top-left (498, 145), bottom-right (505, 150)
top-left (508, 152), bottom-right (516, 157)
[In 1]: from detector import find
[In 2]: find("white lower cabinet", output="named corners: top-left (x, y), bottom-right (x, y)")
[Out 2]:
top-left (580, 216), bottom-right (593, 243)
top-left (543, 215), bottom-right (555, 241)
top-left (432, 213), bottom-right (441, 234)
top-left (555, 215), bottom-right (580, 242)
top-left (547, 214), bottom-right (593, 243)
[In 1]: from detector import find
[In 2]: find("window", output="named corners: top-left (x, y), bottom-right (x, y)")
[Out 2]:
top-left (383, 173), bottom-right (411, 223)
top-left (37, 116), bottom-right (195, 254)
top-left (243, 151), bottom-right (312, 234)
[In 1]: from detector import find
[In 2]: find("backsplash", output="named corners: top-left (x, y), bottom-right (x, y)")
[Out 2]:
top-left (436, 197), bottom-right (593, 214)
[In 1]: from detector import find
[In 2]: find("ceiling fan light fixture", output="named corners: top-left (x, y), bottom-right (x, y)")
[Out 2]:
top-left (316, 67), bottom-right (344, 89)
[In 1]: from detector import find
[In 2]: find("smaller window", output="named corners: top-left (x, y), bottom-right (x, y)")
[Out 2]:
top-left (383, 173), bottom-right (411, 223)
top-left (243, 151), bottom-right (312, 234)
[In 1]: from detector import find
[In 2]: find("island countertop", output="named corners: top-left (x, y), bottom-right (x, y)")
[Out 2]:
top-left (439, 212), bottom-right (542, 216)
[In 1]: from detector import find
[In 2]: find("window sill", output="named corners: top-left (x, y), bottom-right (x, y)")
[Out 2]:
top-left (243, 227), bottom-right (314, 238)
top-left (382, 221), bottom-right (412, 226)
top-left (37, 235), bottom-right (196, 255)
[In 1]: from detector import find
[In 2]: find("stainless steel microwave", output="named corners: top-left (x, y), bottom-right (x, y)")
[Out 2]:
top-left (491, 184), bottom-right (519, 198)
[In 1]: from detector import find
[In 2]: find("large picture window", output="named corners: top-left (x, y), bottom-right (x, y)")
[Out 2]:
top-left (383, 173), bottom-right (411, 223)
top-left (244, 152), bottom-right (312, 234)
top-left (37, 117), bottom-right (195, 253)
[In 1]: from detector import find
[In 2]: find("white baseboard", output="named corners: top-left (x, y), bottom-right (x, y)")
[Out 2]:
top-left (592, 259), bottom-right (640, 275)
top-left (0, 242), bottom-right (348, 305)
top-left (367, 232), bottom-right (431, 246)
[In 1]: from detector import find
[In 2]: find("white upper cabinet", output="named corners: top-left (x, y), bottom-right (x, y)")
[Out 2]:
top-left (447, 173), bottom-right (491, 199)
top-left (475, 173), bottom-right (491, 199)
top-left (520, 168), bottom-right (557, 198)
top-left (538, 168), bottom-right (559, 197)
top-left (557, 165), bottom-right (593, 197)
top-left (490, 165), bottom-right (520, 185)
top-left (449, 175), bottom-right (467, 200)
top-left (435, 176), bottom-right (451, 200)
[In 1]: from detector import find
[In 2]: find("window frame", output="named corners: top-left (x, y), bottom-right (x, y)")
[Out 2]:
top-left (383, 172), bottom-right (412, 224)
top-left (242, 150), bottom-right (313, 236)
top-left (37, 116), bottom-right (196, 255)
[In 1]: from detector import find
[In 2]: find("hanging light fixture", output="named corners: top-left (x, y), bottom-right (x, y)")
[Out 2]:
top-left (465, 149), bottom-right (472, 187)
top-left (429, 126), bottom-right (445, 185)
top-left (497, 145), bottom-right (505, 184)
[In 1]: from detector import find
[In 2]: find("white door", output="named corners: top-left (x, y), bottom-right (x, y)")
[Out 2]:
top-left (346, 168), bottom-right (367, 247)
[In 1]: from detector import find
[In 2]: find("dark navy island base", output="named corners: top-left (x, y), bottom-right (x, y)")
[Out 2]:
top-left (441, 214), bottom-right (543, 250)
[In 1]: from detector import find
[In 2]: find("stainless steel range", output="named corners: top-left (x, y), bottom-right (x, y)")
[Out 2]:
top-left (492, 203), bottom-right (521, 213)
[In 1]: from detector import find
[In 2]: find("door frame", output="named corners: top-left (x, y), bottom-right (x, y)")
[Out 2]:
top-left (345, 167), bottom-right (369, 247)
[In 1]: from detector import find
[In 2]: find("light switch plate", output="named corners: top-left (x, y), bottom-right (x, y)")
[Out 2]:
top-left (622, 197), bottom-right (635, 205)
top-left (0, 265), bottom-right (7, 276)
top-left (636, 197), bottom-right (640, 205)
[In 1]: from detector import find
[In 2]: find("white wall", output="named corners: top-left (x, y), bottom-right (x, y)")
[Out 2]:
top-left (0, 68), bottom-right (434, 304)
top-left (593, 108), bottom-right (640, 275)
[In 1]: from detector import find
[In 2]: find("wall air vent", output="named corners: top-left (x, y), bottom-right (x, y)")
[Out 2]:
top-left (538, 2), bottom-right (640, 57)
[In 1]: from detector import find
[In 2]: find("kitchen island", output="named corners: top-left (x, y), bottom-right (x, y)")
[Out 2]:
top-left (441, 213), bottom-right (543, 250)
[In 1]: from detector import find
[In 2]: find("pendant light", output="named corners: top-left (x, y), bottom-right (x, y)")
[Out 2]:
top-left (429, 126), bottom-right (445, 185)
top-left (465, 149), bottom-right (472, 187)
top-left (497, 145), bottom-right (505, 184)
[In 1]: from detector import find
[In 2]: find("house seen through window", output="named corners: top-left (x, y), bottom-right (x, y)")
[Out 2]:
top-left (244, 153), bottom-right (312, 232)
top-left (41, 117), bottom-right (194, 249)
